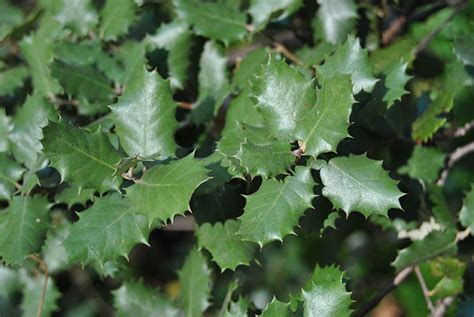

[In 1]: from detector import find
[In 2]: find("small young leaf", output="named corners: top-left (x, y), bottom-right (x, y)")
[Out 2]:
top-left (460, 186), bottom-right (474, 235)
top-left (99, 0), bottom-right (136, 41)
top-left (313, 0), bottom-right (357, 45)
top-left (260, 297), bottom-right (290, 317)
top-left (381, 60), bottom-right (411, 107)
top-left (398, 146), bottom-right (446, 185)
top-left (0, 66), bottom-right (28, 96)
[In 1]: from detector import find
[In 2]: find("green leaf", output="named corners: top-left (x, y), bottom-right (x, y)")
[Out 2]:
top-left (0, 265), bottom-right (20, 297)
top-left (197, 220), bottom-right (256, 271)
top-left (295, 74), bottom-right (354, 157)
top-left (175, 0), bottom-right (247, 45)
top-left (302, 265), bottom-right (353, 317)
top-left (55, 184), bottom-right (95, 208)
top-left (99, 0), bottom-right (136, 41)
top-left (0, 0), bottom-right (23, 40)
top-left (42, 218), bottom-right (70, 273)
top-left (232, 48), bottom-right (269, 90)
top-left (392, 230), bottom-right (457, 271)
top-left (313, 0), bottom-right (357, 45)
top-left (0, 109), bottom-right (11, 152)
top-left (317, 35), bottom-right (378, 93)
top-left (412, 93), bottom-right (454, 142)
top-left (198, 41), bottom-right (230, 102)
top-left (20, 271), bottom-right (60, 317)
top-left (178, 248), bottom-right (212, 317)
top-left (238, 166), bottom-right (315, 246)
top-left (320, 211), bottom-right (341, 235)
top-left (49, 0), bottom-right (98, 36)
top-left (249, 0), bottom-right (302, 30)
top-left (252, 59), bottom-right (316, 140)
top-left (42, 121), bottom-right (122, 192)
top-left (382, 60), bottom-right (411, 107)
top-left (428, 186), bottom-right (455, 230)
top-left (319, 155), bottom-right (403, 218)
top-left (296, 43), bottom-right (335, 67)
top-left (428, 257), bottom-right (466, 299)
top-left (110, 67), bottom-right (178, 160)
top-left (63, 195), bottom-right (149, 266)
top-left (222, 90), bottom-right (264, 133)
top-left (115, 40), bottom-right (147, 85)
top-left (460, 186), bottom-right (474, 235)
top-left (260, 298), bottom-right (290, 317)
top-left (9, 94), bottom-right (56, 168)
top-left (0, 154), bottom-right (24, 201)
top-left (453, 34), bottom-right (474, 66)
top-left (223, 298), bottom-right (249, 317)
top-left (398, 146), bottom-right (446, 185)
top-left (146, 21), bottom-right (193, 90)
top-left (113, 282), bottom-right (179, 317)
top-left (0, 66), bottom-right (28, 96)
top-left (0, 196), bottom-right (50, 266)
top-left (126, 154), bottom-right (210, 225)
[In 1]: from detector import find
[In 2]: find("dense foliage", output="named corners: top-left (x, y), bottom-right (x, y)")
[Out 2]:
top-left (0, 0), bottom-right (474, 316)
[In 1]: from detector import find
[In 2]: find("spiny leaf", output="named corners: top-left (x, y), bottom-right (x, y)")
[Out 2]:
top-left (223, 298), bottom-right (249, 317)
top-left (252, 59), bottom-right (316, 140)
top-left (249, 0), bottom-right (302, 30)
top-left (232, 48), bottom-right (269, 90)
top-left (198, 41), bottom-right (230, 102)
top-left (110, 67), bottom-right (178, 160)
top-left (197, 219), bottom-right (256, 271)
top-left (0, 66), bottom-right (28, 96)
top-left (42, 218), bottom-right (70, 273)
top-left (99, 0), bottom-right (136, 41)
top-left (313, 0), bottom-right (357, 45)
top-left (175, 0), bottom-right (247, 45)
top-left (0, 196), bottom-right (50, 266)
top-left (398, 145), bottom-right (446, 185)
top-left (20, 271), bottom-right (61, 317)
top-left (126, 154), bottom-right (211, 225)
top-left (113, 281), bottom-right (179, 317)
top-left (319, 155), bottom-right (403, 218)
top-left (238, 166), bottom-right (315, 246)
top-left (55, 184), bottom-right (95, 208)
top-left (460, 186), bottom-right (474, 235)
top-left (42, 121), bottom-right (122, 192)
top-left (428, 186), bottom-right (455, 230)
top-left (295, 73), bottom-right (354, 157)
top-left (392, 229), bottom-right (457, 271)
top-left (0, 154), bottom-right (24, 201)
top-left (178, 248), bottom-right (212, 317)
top-left (260, 298), bottom-right (290, 317)
top-left (428, 257), bottom-right (466, 299)
top-left (412, 93), bottom-right (454, 142)
top-left (48, 0), bottom-right (98, 36)
top-left (63, 195), bottom-right (149, 266)
top-left (382, 60), bottom-right (411, 107)
top-left (317, 35), bottom-right (378, 93)
top-left (302, 265), bottom-right (353, 317)
top-left (320, 211), bottom-right (341, 236)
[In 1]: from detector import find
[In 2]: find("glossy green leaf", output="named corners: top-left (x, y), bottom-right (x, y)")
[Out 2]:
top-left (313, 0), bottom-right (357, 44)
top-left (198, 41), bottom-right (230, 102)
top-left (460, 186), bottom-right (474, 235)
top-left (110, 67), bottom-right (178, 159)
top-left (49, 0), bottom-right (98, 36)
top-left (42, 121), bottom-right (122, 192)
top-left (0, 154), bottom-right (24, 201)
top-left (0, 109), bottom-right (11, 152)
top-left (320, 211), bottom-right (340, 235)
top-left (238, 166), bottom-right (315, 246)
top-left (126, 154), bottom-right (210, 225)
top-left (260, 298), bottom-right (290, 317)
top-left (99, 0), bottom-right (136, 40)
top-left (412, 93), bottom-right (454, 142)
top-left (197, 220), bottom-right (256, 271)
top-left (232, 48), bottom-right (269, 90)
top-left (42, 218), bottom-right (70, 273)
top-left (319, 155), bottom-right (403, 217)
top-left (55, 184), bottom-right (95, 208)
top-left (295, 74), bottom-right (354, 157)
top-left (0, 66), bottom-right (28, 96)
top-left (0, 196), bottom-right (49, 266)
top-left (382, 60), bottom-right (411, 107)
top-left (63, 195), bottom-right (149, 266)
top-left (249, 0), bottom-right (302, 30)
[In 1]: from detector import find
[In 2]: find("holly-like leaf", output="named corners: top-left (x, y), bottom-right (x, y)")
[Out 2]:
top-left (317, 36), bottom-right (378, 93)
top-left (453, 34), bottom-right (474, 66)
top-left (126, 154), bottom-right (210, 225)
top-left (20, 271), bottom-right (60, 317)
top-left (428, 186), bottom-right (455, 230)
top-left (319, 155), bottom-right (403, 218)
top-left (9, 94), bottom-right (56, 168)
top-left (0, 109), bottom-right (11, 152)
top-left (412, 93), bottom-right (454, 142)
top-left (63, 195), bottom-right (149, 266)
top-left (302, 265), bottom-right (353, 317)
top-left (42, 218), bottom-right (70, 273)
top-left (313, 0), bottom-right (357, 45)
top-left (398, 146), bottom-right (446, 185)
top-left (296, 42), bottom-right (336, 67)
top-left (295, 74), bottom-right (354, 157)
top-left (198, 41), bottom-right (230, 102)
top-left (110, 67), bottom-right (178, 160)
top-left (0, 154), bottom-right (24, 201)
top-left (252, 59), bottom-right (316, 140)
top-left (48, 0), bottom-right (98, 36)
top-left (178, 248), bottom-right (212, 317)
top-left (460, 186), bottom-right (474, 235)
top-left (0, 0), bottom-right (23, 40)
top-left (428, 257), bottom-right (466, 299)
top-left (0, 196), bottom-right (49, 266)
top-left (260, 298), bottom-right (290, 317)
top-left (232, 48), bottom-right (269, 90)
top-left (238, 166), bottom-right (315, 246)
top-left (223, 298), bottom-right (249, 317)
top-left (0, 66), bottom-right (28, 96)
top-left (55, 184), bottom-right (95, 208)
top-left (99, 0), bottom-right (136, 41)
top-left (113, 281), bottom-right (179, 317)
top-left (320, 211), bottom-right (341, 235)
top-left (382, 60), bottom-right (411, 107)
top-left (175, 0), bottom-right (247, 45)
top-left (249, 0), bottom-right (302, 30)
top-left (197, 220), bottom-right (256, 271)
top-left (392, 230), bottom-right (457, 271)
top-left (42, 121), bottom-right (122, 192)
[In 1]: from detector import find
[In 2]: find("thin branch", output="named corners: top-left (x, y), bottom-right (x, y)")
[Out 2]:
top-left (177, 101), bottom-right (193, 110)
top-left (415, 266), bottom-right (435, 312)
top-left (29, 255), bottom-right (49, 317)
top-left (453, 120), bottom-right (474, 137)
top-left (438, 141), bottom-right (474, 185)
top-left (431, 296), bottom-right (455, 317)
top-left (273, 42), bottom-right (303, 66)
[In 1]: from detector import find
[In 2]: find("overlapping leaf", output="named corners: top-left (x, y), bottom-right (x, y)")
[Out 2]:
top-left (460, 186), bottom-right (474, 235)
top-left (412, 93), bottom-right (454, 141)
top-left (398, 146), bottom-right (446, 185)
top-left (313, 0), bottom-right (357, 44)
top-left (99, 0), bottom-right (136, 40)
top-left (0, 154), bottom-right (24, 201)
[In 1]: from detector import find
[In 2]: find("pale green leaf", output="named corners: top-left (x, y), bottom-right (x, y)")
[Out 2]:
top-left (320, 211), bottom-right (340, 235)
top-left (238, 166), bottom-right (315, 246)
top-left (428, 257), bottom-right (465, 299)
top-left (0, 109), bottom-right (11, 152)
top-left (223, 298), bottom-right (248, 317)
top-left (99, 0), bottom-right (136, 41)
top-left (110, 67), bottom-right (178, 159)
top-left (382, 60), bottom-right (411, 107)
top-left (249, 0), bottom-right (302, 30)
top-left (0, 0), bottom-right (23, 40)
top-left (314, 0), bottom-right (357, 45)
top-left (260, 298), bottom-right (289, 317)
top-left (198, 41), bottom-right (230, 102)
top-left (50, 0), bottom-right (98, 36)
top-left (453, 34), bottom-right (474, 66)
top-left (319, 155), bottom-right (403, 218)
top-left (178, 248), bottom-right (212, 317)
top-left (0, 196), bottom-right (50, 266)
top-left (398, 146), bottom-right (446, 185)
top-left (42, 121), bottom-right (122, 192)
top-left (412, 93), bottom-right (454, 142)
top-left (295, 73), bottom-right (353, 157)
top-left (63, 195), bottom-right (149, 266)
top-left (113, 281), bottom-right (179, 317)
top-left (460, 186), bottom-right (474, 235)
top-left (197, 220), bottom-right (256, 271)
top-left (126, 154), bottom-right (210, 225)
top-left (42, 218), bottom-right (70, 273)
top-left (20, 271), bottom-right (60, 317)
top-left (317, 35), bottom-right (378, 93)
top-left (0, 66), bottom-right (28, 96)
top-left (55, 184), bottom-right (95, 208)
top-left (0, 154), bottom-right (24, 201)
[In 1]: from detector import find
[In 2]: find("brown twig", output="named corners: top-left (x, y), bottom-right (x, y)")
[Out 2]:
top-left (177, 101), bottom-right (193, 110)
top-left (453, 120), bottom-right (474, 137)
top-left (415, 266), bottom-right (435, 312)
top-left (438, 141), bottom-right (474, 185)
top-left (273, 42), bottom-right (303, 66)
top-left (431, 296), bottom-right (455, 317)
top-left (29, 255), bottom-right (49, 317)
